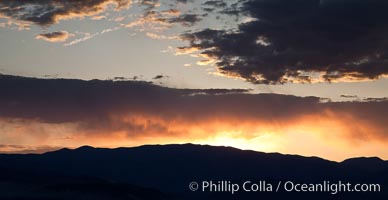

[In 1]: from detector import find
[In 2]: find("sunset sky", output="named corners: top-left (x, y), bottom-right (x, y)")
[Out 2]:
top-left (1, 0), bottom-right (388, 161)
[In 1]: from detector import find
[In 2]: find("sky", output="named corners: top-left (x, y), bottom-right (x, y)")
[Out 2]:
top-left (0, 0), bottom-right (388, 161)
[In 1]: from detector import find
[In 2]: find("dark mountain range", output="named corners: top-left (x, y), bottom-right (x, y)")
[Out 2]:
top-left (0, 144), bottom-right (387, 199)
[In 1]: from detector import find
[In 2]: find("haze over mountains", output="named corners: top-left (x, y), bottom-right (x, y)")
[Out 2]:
top-left (0, 144), bottom-right (387, 199)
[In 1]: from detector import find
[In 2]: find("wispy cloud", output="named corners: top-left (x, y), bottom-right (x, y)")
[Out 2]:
top-left (64, 27), bottom-right (120, 46)
top-left (145, 32), bottom-right (178, 40)
top-left (0, 0), bottom-right (132, 26)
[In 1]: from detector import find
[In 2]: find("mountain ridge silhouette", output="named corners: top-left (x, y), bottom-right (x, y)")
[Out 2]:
top-left (48, 143), bottom-right (387, 163)
top-left (0, 143), bottom-right (387, 199)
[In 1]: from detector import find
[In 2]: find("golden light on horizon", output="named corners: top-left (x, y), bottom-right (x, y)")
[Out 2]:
top-left (1, 112), bottom-right (387, 161)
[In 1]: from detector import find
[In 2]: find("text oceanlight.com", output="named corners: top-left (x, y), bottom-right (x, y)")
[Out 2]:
top-left (188, 180), bottom-right (381, 194)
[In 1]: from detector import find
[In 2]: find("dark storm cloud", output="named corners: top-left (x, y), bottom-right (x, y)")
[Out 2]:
top-left (152, 75), bottom-right (167, 79)
top-left (340, 95), bottom-right (357, 98)
top-left (182, 0), bottom-right (388, 84)
top-left (176, 0), bottom-right (189, 4)
top-left (0, 0), bottom-right (131, 26)
top-left (0, 74), bottom-right (251, 124)
top-left (169, 14), bottom-right (201, 26)
top-left (36, 31), bottom-right (73, 42)
top-left (0, 74), bottom-right (388, 139)
top-left (201, 0), bottom-right (228, 13)
top-left (203, 0), bottom-right (227, 8)
top-left (363, 97), bottom-right (388, 102)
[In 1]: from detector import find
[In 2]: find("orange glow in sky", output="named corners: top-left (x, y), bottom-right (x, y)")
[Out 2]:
top-left (1, 112), bottom-right (387, 161)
